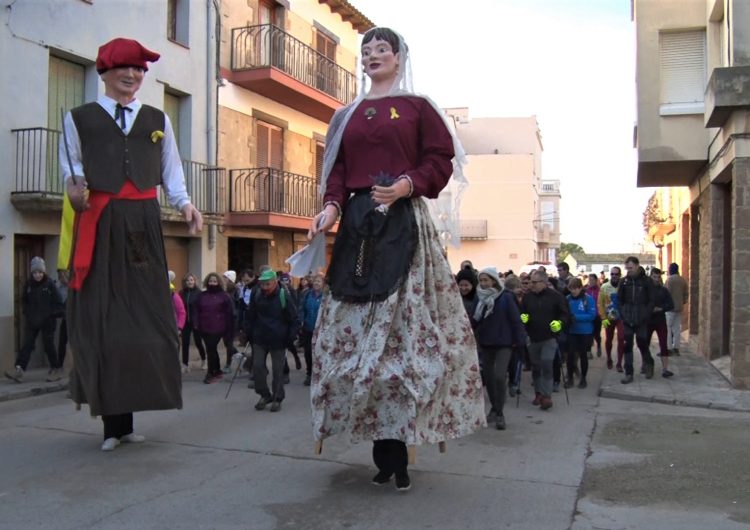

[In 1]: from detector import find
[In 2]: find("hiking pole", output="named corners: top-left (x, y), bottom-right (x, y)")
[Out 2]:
top-left (224, 342), bottom-right (251, 400)
top-left (556, 347), bottom-right (569, 405)
top-left (515, 353), bottom-right (523, 408)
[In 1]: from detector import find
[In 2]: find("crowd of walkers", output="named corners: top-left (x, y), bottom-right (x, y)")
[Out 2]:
top-left (456, 257), bottom-right (688, 430)
top-left (6, 253), bottom-right (688, 428)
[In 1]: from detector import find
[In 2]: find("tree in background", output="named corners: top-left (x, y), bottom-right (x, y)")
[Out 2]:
top-left (559, 242), bottom-right (585, 260)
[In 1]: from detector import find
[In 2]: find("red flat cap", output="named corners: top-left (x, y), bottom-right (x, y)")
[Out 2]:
top-left (96, 38), bottom-right (160, 74)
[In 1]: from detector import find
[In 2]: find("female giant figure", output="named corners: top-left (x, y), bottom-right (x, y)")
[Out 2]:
top-left (309, 28), bottom-right (485, 492)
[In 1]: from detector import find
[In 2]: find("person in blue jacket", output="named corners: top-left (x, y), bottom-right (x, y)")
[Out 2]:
top-left (564, 277), bottom-right (598, 389)
top-left (472, 267), bottom-right (527, 430)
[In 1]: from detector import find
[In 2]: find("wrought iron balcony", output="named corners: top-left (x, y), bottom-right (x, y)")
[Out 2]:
top-left (229, 167), bottom-right (321, 218)
top-left (230, 24), bottom-right (357, 120)
top-left (10, 127), bottom-right (226, 218)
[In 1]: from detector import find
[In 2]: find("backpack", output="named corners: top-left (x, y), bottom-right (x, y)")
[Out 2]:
top-left (252, 283), bottom-right (287, 310)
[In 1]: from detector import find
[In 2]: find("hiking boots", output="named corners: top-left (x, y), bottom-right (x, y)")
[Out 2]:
top-left (621, 374), bottom-right (634, 384)
top-left (645, 364), bottom-right (655, 379)
top-left (532, 392), bottom-right (542, 406)
top-left (254, 396), bottom-right (272, 411)
top-left (269, 401), bottom-right (282, 412)
top-left (577, 378), bottom-right (588, 389)
top-left (539, 396), bottom-right (553, 410)
top-left (495, 415), bottom-right (506, 430)
top-left (46, 368), bottom-right (62, 382)
top-left (5, 366), bottom-right (24, 383)
top-left (662, 369), bottom-right (674, 378)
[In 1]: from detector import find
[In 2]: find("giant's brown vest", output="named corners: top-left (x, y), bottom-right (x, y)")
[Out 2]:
top-left (71, 103), bottom-right (164, 193)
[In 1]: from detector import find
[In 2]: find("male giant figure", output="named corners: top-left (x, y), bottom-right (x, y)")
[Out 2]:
top-left (61, 38), bottom-right (202, 451)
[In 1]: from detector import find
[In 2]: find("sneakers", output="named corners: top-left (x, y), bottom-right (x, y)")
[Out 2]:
top-left (532, 393), bottom-right (542, 406)
top-left (121, 433), bottom-right (146, 443)
top-left (563, 378), bottom-right (574, 389)
top-left (616, 364), bottom-right (624, 373)
top-left (395, 472), bottom-right (411, 492)
top-left (486, 409), bottom-right (498, 423)
top-left (645, 364), bottom-right (655, 379)
top-left (203, 372), bottom-right (223, 384)
top-left (200, 359), bottom-right (207, 370)
top-left (303, 374), bottom-right (311, 386)
top-left (662, 369), bottom-right (674, 378)
top-left (5, 366), bottom-right (24, 383)
top-left (372, 471), bottom-right (392, 485)
top-left (255, 395), bottom-right (272, 411)
top-left (621, 374), bottom-right (634, 384)
top-left (269, 400), bottom-right (282, 412)
top-left (539, 396), bottom-right (553, 410)
top-left (181, 364), bottom-right (190, 374)
top-left (46, 368), bottom-right (62, 382)
top-left (101, 437), bottom-right (121, 452)
top-left (607, 359), bottom-right (613, 370)
top-left (222, 364), bottom-right (232, 374)
top-left (495, 415), bottom-right (506, 430)
top-left (577, 378), bottom-right (587, 389)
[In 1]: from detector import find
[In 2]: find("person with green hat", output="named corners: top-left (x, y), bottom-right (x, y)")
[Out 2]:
top-left (245, 269), bottom-right (300, 412)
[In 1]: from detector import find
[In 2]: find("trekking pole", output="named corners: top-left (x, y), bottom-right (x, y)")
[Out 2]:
top-left (515, 354), bottom-right (523, 408)
top-left (556, 347), bottom-right (569, 405)
top-left (225, 342), bottom-right (251, 400)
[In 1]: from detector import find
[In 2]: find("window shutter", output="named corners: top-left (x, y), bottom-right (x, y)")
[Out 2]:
top-left (48, 56), bottom-right (85, 130)
top-left (315, 142), bottom-right (325, 180)
top-left (270, 127), bottom-right (283, 169)
top-left (164, 92), bottom-right (181, 150)
top-left (660, 30), bottom-right (706, 106)
top-left (256, 122), bottom-right (270, 167)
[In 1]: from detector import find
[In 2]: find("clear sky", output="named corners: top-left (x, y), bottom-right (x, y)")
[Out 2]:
top-left (351, 0), bottom-right (654, 254)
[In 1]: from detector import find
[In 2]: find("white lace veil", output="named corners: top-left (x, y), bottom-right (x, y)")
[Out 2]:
top-left (319, 27), bottom-right (468, 248)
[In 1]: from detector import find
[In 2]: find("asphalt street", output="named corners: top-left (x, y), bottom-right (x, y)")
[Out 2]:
top-left (1, 352), bottom-right (748, 530)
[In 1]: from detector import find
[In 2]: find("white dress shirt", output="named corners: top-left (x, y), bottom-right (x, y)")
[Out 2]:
top-left (60, 94), bottom-right (191, 210)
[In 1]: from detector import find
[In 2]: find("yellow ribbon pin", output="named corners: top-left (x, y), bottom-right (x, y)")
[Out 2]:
top-left (151, 130), bottom-right (165, 143)
top-left (390, 107), bottom-right (400, 120)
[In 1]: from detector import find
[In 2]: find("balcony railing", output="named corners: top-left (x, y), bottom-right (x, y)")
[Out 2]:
top-left (159, 160), bottom-right (227, 216)
top-left (229, 167), bottom-right (321, 218)
top-left (12, 127), bottom-right (226, 216)
top-left (12, 127), bottom-right (63, 196)
top-left (231, 24), bottom-right (357, 105)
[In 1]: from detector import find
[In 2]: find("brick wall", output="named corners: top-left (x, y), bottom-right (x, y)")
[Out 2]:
top-left (731, 157), bottom-right (750, 388)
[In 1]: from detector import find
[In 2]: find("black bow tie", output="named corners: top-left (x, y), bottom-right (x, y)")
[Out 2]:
top-left (114, 103), bottom-right (132, 130)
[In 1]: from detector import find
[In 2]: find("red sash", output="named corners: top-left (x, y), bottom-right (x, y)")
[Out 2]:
top-left (69, 180), bottom-right (157, 291)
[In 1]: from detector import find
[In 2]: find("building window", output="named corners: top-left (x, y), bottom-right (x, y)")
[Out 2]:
top-left (659, 30), bottom-right (706, 116)
top-left (167, 0), bottom-right (189, 46)
top-left (164, 90), bottom-right (186, 155)
top-left (256, 121), bottom-right (284, 211)
top-left (48, 56), bottom-right (85, 131)
top-left (314, 141), bottom-right (325, 180)
top-left (315, 30), bottom-right (337, 96)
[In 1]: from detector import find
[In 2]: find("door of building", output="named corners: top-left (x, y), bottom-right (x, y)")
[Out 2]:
top-left (14, 235), bottom-right (46, 353)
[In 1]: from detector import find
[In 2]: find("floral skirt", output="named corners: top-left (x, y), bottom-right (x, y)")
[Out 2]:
top-left (311, 198), bottom-right (486, 446)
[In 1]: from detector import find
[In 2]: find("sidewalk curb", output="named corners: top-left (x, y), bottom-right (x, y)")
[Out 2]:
top-left (0, 381), bottom-right (68, 403)
top-left (598, 388), bottom-right (750, 414)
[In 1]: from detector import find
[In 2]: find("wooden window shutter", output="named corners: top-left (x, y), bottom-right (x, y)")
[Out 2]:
top-left (315, 142), bottom-right (325, 180)
top-left (659, 30), bottom-right (706, 106)
top-left (270, 127), bottom-right (283, 169)
top-left (256, 122), bottom-right (270, 167)
top-left (48, 56), bottom-right (85, 131)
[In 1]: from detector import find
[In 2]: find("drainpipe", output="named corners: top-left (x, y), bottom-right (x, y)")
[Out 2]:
top-left (206, 0), bottom-right (221, 251)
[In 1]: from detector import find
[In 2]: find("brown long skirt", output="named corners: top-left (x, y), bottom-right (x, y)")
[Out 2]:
top-left (68, 198), bottom-right (182, 417)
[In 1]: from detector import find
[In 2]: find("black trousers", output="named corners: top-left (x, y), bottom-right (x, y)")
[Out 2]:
top-left (181, 321), bottom-right (206, 364)
top-left (57, 317), bottom-right (68, 368)
top-left (301, 329), bottom-right (314, 376)
top-left (623, 322), bottom-right (654, 376)
top-left (372, 439), bottom-right (408, 476)
top-left (16, 319), bottom-right (58, 370)
top-left (203, 333), bottom-right (223, 375)
top-left (102, 413), bottom-right (133, 440)
top-left (566, 334), bottom-right (592, 379)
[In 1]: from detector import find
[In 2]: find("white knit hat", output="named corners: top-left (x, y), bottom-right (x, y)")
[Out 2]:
top-left (478, 266), bottom-right (502, 289)
top-left (223, 270), bottom-right (237, 283)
